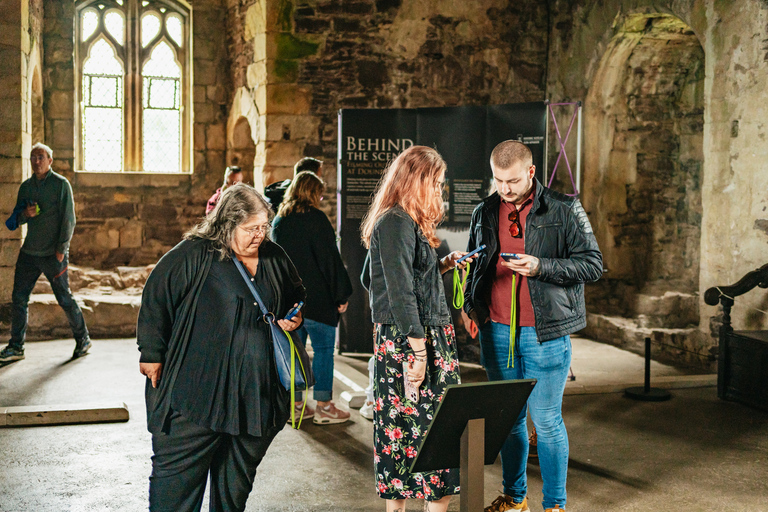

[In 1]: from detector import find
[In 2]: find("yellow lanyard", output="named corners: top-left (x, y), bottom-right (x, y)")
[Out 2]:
top-left (507, 274), bottom-right (517, 368)
top-left (452, 261), bottom-right (470, 309)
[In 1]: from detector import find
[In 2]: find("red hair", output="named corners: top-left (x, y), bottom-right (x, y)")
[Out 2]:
top-left (361, 146), bottom-right (446, 249)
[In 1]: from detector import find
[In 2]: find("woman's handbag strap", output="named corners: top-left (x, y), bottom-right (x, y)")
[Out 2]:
top-left (232, 257), bottom-right (270, 318)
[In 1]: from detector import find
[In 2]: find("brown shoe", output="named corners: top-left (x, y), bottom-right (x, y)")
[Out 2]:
top-left (544, 506), bottom-right (565, 512)
top-left (484, 495), bottom-right (529, 512)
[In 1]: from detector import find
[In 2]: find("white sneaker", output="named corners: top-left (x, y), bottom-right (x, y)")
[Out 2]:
top-left (359, 400), bottom-right (374, 420)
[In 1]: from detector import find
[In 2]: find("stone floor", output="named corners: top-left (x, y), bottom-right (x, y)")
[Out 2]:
top-left (0, 336), bottom-right (765, 512)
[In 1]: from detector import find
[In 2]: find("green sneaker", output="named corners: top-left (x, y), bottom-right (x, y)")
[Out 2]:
top-left (0, 344), bottom-right (25, 363)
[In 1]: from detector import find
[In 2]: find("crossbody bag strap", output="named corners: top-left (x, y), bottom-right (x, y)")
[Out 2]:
top-left (232, 256), bottom-right (270, 317)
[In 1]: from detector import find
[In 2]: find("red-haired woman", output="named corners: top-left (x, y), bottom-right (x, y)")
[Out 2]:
top-left (361, 145), bottom-right (475, 512)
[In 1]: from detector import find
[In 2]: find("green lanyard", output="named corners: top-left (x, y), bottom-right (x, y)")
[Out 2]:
top-left (452, 261), bottom-right (470, 309)
top-left (507, 274), bottom-right (517, 368)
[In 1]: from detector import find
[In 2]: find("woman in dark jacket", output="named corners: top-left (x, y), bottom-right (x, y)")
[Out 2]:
top-left (272, 171), bottom-right (354, 424)
top-left (137, 183), bottom-right (305, 512)
top-left (360, 146), bottom-right (474, 512)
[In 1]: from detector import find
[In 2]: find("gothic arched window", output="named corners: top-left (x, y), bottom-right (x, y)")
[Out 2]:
top-left (75, 0), bottom-right (191, 173)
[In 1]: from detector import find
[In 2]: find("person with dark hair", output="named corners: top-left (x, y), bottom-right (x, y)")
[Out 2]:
top-left (205, 166), bottom-right (243, 215)
top-left (272, 171), bottom-right (353, 424)
top-left (138, 183), bottom-right (305, 511)
top-left (264, 157), bottom-right (323, 213)
top-left (361, 146), bottom-right (475, 512)
top-left (464, 140), bottom-right (603, 512)
top-left (0, 142), bottom-right (91, 364)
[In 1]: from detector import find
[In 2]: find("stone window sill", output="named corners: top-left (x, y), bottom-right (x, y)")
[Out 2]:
top-left (73, 171), bottom-right (192, 188)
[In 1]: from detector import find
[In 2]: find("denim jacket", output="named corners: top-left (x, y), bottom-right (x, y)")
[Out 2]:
top-left (362, 206), bottom-right (451, 338)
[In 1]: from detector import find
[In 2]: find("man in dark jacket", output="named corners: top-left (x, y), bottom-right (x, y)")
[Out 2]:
top-left (0, 143), bottom-right (91, 364)
top-left (464, 141), bottom-right (602, 512)
top-left (263, 157), bottom-right (322, 213)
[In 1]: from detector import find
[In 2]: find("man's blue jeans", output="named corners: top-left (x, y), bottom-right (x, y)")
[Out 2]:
top-left (479, 322), bottom-right (571, 510)
top-left (10, 251), bottom-right (89, 348)
top-left (296, 318), bottom-right (337, 402)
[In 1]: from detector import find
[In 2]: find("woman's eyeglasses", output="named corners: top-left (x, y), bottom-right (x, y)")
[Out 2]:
top-left (238, 224), bottom-right (270, 236)
top-left (508, 207), bottom-right (522, 238)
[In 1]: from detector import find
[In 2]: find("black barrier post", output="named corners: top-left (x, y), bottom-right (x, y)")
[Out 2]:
top-left (625, 337), bottom-right (672, 401)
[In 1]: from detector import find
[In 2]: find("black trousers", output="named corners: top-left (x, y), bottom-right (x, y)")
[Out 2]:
top-left (149, 411), bottom-right (280, 512)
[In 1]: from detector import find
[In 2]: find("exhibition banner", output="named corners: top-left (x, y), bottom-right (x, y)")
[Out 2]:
top-left (338, 102), bottom-right (547, 354)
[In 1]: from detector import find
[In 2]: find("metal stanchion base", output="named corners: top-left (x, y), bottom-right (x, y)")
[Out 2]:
top-left (624, 387), bottom-right (671, 401)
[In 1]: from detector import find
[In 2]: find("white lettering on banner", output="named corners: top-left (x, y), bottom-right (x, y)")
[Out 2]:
top-left (345, 138), bottom-right (415, 154)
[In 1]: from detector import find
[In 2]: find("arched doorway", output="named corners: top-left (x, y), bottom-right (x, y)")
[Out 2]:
top-left (582, 14), bottom-right (705, 354)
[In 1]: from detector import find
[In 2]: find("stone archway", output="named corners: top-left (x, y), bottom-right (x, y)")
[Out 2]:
top-left (227, 87), bottom-right (262, 192)
top-left (582, 14), bottom-right (705, 354)
top-left (227, 116), bottom-right (256, 188)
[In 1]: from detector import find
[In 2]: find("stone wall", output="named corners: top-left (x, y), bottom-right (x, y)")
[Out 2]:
top-left (41, 0), bottom-right (232, 268)
top-left (546, 0), bottom-right (768, 364)
top-left (0, 0), bottom-right (44, 303)
top-left (227, 0), bottom-right (549, 211)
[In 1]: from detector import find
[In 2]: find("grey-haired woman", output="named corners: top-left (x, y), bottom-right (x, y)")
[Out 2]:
top-left (138, 183), bottom-right (305, 511)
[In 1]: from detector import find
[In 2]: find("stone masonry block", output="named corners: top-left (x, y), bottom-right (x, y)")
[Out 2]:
top-left (0, 157), bottom-right (23, 183)
top-left (267, 84), bottom-right (311, 115)
top-left (261, 165), bottom-right (292, 188)
top-left (0, 99), bottom-right (22, 131)
top-left (0, 188), bottom-right (21, 222)
top-left (206, 123), bottom-right (226, 150)
top-left (194, 60), bottom-right (217, 86)
top-left (266, 115), bottom-right (320, 142)
top-left (244, 1), bottom-right (267, 40)
top-left (48, 90), bottom-right (73, 119)
top-left (119, 221), bottom-right (143, 248)
top-left (265, 141), bottom-right (303, 167)
top-left (51, 119), bottom-right (74, 149)
top-left (194, 123), bottom-right (206, 151)
top-left (248, 62), bottom-right (267, 90)
top-left (0, 237), bottom-right (20, 266)
top-left (0, 70), bottom-right (21, 100)
top-left (0, 266), bottom-right (14, 302)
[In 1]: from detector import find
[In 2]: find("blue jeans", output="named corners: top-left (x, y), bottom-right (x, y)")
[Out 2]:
top-left (296, 319), bottom-right (337, 402)
top-left (479, 322), bottom-right (571, 510)
top-left (10, 251), bottom-right (89, 348)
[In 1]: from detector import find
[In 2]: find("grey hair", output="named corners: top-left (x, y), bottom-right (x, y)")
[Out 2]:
top-left (184, 183), bottom-right (273, 259)
top-left (31, 142), bottom-right (53, 159)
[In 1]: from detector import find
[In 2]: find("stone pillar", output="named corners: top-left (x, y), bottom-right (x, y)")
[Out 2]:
top-left (0, 0), bottom-right (35, 303)
top-left (246, 0), bottom-right (320, 188)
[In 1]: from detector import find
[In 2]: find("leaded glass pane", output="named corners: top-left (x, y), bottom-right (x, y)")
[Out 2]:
top-left (105, 10), bottom-right (124, 45)
top-left (143, 42), bottom-right (180, 78)
top-left (143, 109), bottom-right (180, 172)
top-left (90, 76), bottom-right (120, 107)
top-left (143, 77), bottom-right (179, 109)
top-left (82, 37), bottom-right (123, 172)
top-left (81, 9), bottom-right (98, 41)
top-left (166, 14), bottom-right (183, 47)
top-left (142, 13), bottom-right (160, 47)
top-left (83, 39), bottom-right (123, 75)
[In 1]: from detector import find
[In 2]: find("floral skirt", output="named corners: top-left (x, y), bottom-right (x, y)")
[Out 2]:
top-left (372, 323), bottom-right (461, 501)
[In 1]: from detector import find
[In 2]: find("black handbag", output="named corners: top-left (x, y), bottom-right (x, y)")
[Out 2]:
top-left (232, 257), bottom-right (314, 425)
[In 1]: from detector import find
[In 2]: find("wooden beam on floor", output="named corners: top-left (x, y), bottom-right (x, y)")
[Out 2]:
top-left (0, 403), bottom-right (129, 427)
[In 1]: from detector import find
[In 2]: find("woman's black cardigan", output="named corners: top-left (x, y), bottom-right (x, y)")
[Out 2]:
top-left (136, 238), bottom-right (305, 434)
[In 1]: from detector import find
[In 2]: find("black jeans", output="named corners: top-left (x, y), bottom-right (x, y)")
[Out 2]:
top-left (10, 251), bottom-right (89, 347)
top-left (149, 411), bottom-right (280, 512)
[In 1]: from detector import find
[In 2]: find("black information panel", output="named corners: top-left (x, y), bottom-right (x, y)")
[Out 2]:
top-left (338, 103), bottom-right (546, 353)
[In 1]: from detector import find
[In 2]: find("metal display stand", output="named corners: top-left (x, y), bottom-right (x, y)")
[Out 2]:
top-left (410, 379), bottom-right (536, 512)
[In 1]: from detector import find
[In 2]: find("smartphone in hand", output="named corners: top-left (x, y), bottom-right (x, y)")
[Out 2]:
top-left (500, 253), bottom-right (520, 261)
top-left (284, 301), bottom-right (304, 321)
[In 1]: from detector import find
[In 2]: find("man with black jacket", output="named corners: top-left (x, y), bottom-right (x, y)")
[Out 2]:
top-left (463, 141), bottom-right (602, 512)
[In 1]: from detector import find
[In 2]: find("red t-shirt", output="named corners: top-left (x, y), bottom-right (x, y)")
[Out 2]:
top-left (489, 188), bottom-right (536, 327)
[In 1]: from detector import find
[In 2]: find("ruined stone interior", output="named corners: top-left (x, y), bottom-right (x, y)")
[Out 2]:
top-left (2, 1), bottom-right (768, 366)
top-left (1, 2), bottom-right (768, 511)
